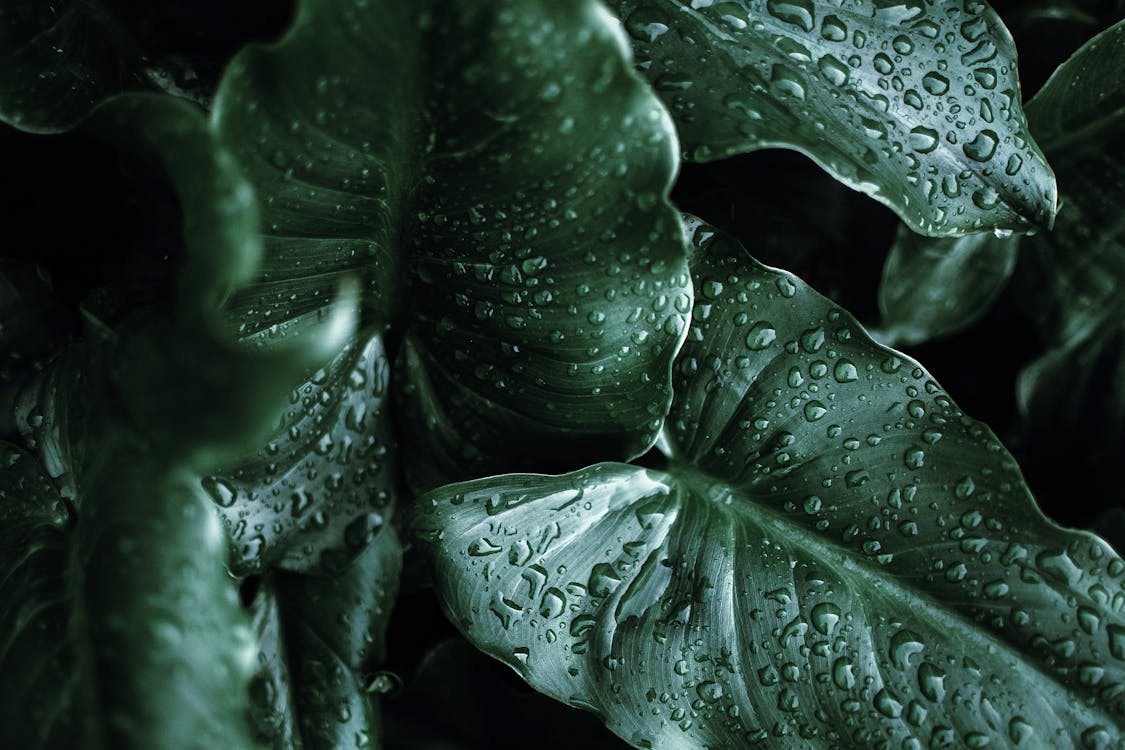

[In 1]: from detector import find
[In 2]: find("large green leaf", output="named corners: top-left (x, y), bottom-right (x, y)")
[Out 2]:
top-left (13, 94), bottom-right (355, 484)
top-left (248, 526), bottom-right (402, 750)
top-left (211, 0), bottom-right (692, 485)
top-left (880, 20), bottom-right (1125, 506)
top-left (415, 219), bottom-right (1125, 749)
top-left (0, 442), bottom-right (258, 749)
top-left (607, 0), bottom-right (1057, 237)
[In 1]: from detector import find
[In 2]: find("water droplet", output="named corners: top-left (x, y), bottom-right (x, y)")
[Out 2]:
top-left (745, 322), bottom-right (777, 350)
top-left (833, 360), bottom-right (858, 383)
top-left (810, 602), bottom-right (841, 635)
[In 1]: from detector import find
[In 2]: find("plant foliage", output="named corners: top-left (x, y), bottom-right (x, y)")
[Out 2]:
top-left (1, 1), bottom-right (1122, 749)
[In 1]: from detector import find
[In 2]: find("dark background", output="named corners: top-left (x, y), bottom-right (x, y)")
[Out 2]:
top-left (0, 2), bottom-right (1121, 747)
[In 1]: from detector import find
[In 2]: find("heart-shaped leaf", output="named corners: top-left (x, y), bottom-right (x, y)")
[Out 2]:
top-left (248, 526), bottom-right (402, 749)
top-left (606, 0), bottom-right (1057, 237)
top-left (211, 0), bottom-right (692, 485)
top-left (414, 218), bottom-right (1125, 749)
top-left (0, 442), bottom-right (258, 749)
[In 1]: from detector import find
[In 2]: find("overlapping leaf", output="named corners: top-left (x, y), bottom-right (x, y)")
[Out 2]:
top-left (877, 227), bottom-right (1015, 346)
top-left (0, 0), bottom-right (294, 132)
top-left (205, 333), bottom-right (395, 576)
top-left (607, 0), bottom-right (1057, 236)
top-left (415, 219), bottom-right (1125, 749)
top-left (211, 0), bottom-right (692, 486)
top-left (1, 94), bottom-right (362, 748)
top-left (880, 20), bottom-right (1125, 504)
top-left (248, 526), bottom-right (402, 750)
top-left (0, 442), bottom-right (259, 750)
top-left (13, 94), bottom-right (354, 486)
top-left (880, 17), bottom-right (1125, 346)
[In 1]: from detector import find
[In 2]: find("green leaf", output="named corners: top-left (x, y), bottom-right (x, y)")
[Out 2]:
top-left (1000, 18), bottom-right (1125, 493)
top-left (13, 93), bottom-right (356, 478)
top-left (414, 218), bottom-right (1125, 749)
top-left (211, 0), bottom-right (692, 484)
top-left (205, 333), bottom-right (396, 575)
top-left (0, 2), bottom-right (134, 132)
top-left (880, 19), bottom-right (1125, 347)
top-left (877, 226), bottom-right (1017, 346)
top-left (5, 93), bottom-right (377, 746)
top-left (0, 441), bottom-right (258, 749)
top-left (1019, 19), bottom-right (1125, 345)
top-left (0, 1), bottom-right (294, 133)
top-left (248, 526), bottom-right (402, 750)
top-left (607, 0), bottom-right (1057, 237)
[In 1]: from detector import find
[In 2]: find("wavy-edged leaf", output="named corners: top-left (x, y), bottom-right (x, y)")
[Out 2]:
top-left (13, 94), bottom-right (355, 484)
top-left (0, 441), bottom-right (258, 749)
top-left (607, 0), bottom-right (1057, 237)
top-left (212, 0), bottom-right (692, 485)
top-left (248, 526), bottom-right (402, 750)
top-left (415, 219), bottom-right (1125, 749)
top-left (877, 226), bottom-right (1017, 345)
top-left (5, 94), bottom-right (370, 746)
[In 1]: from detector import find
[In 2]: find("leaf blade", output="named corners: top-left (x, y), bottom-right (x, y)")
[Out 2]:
top-left (212, 0), bottom-right (693, 484)
top-left (415, 219), bottom-right (1125, 748)
top-left (609, 0), bottom-right (1057, 237)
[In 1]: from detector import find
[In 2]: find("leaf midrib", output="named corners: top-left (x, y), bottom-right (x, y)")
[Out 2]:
top-left (664, 461), bottom-right (1121, 731)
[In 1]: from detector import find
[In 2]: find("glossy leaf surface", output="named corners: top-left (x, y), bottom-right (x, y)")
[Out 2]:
top-left (881, 20), bottom-right (1125, 503)
top-left (416, 219), bottom-right (1125, 748)
top-left (206, 333), bottom-right (395, 575)
top-left (212, 0), bottom-right (692, 483)
top-left (880, 19), bottom-right (1125, 347)
top-left (609, 0), bottom-right (1057, 236)
top-left (0, 442), bottom-right (258, 749)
